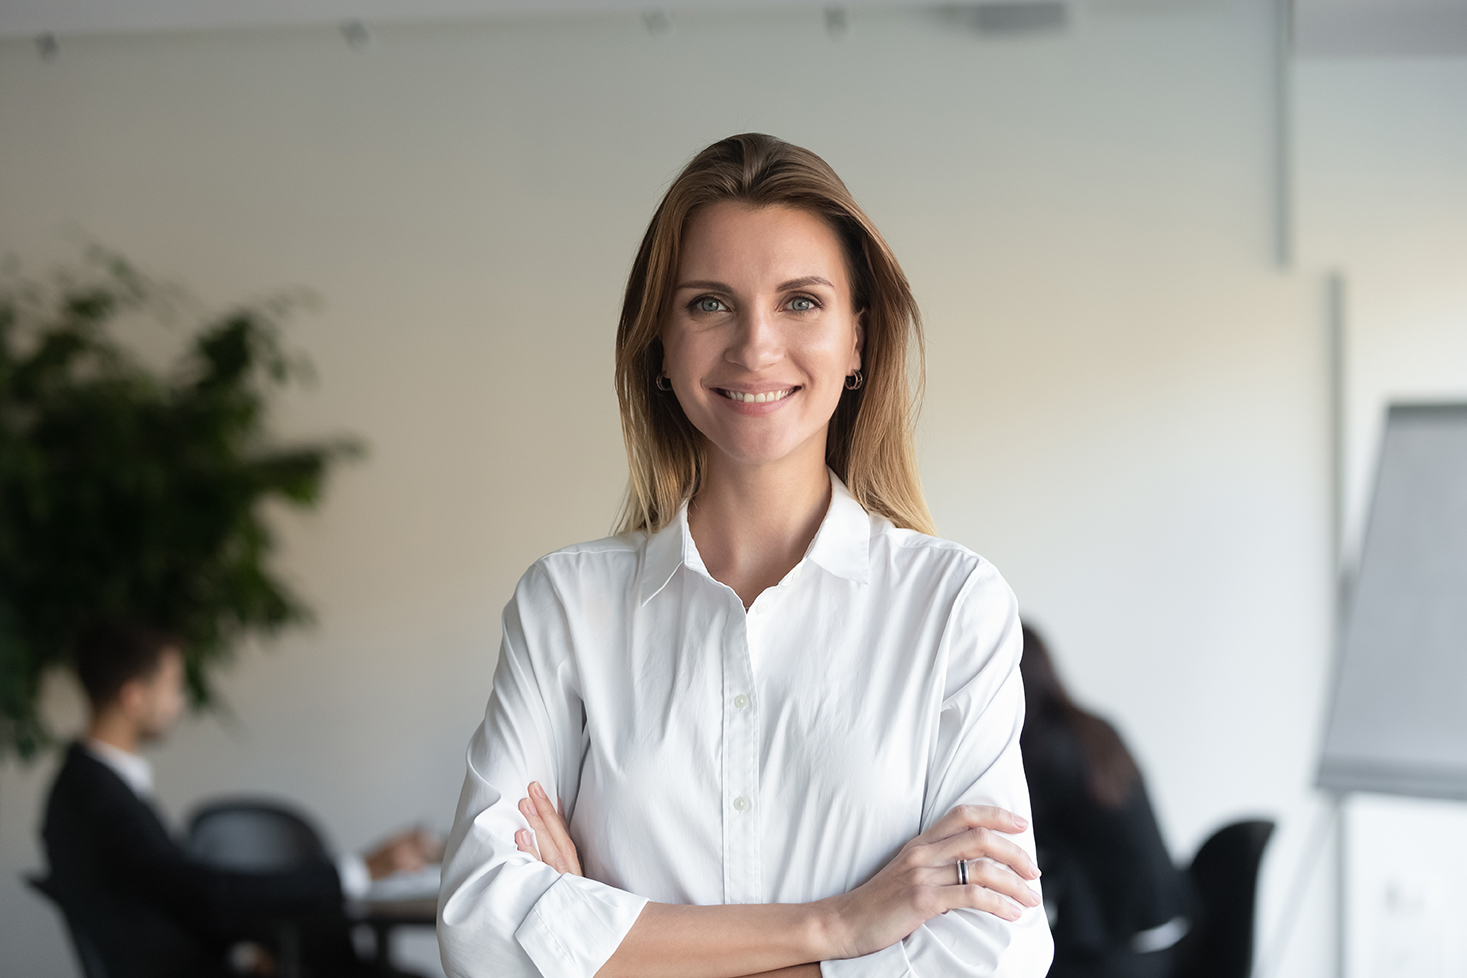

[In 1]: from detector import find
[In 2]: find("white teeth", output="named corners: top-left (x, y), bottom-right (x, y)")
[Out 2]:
top-left (724, 388), bottom-right (794, 403)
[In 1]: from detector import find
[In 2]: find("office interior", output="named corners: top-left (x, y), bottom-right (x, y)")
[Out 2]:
top-left (1, 0), bottom-right (1465, 975)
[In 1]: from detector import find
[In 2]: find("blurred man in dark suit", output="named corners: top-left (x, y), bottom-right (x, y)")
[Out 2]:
top-left (42, 620), bottom-right (438, 978)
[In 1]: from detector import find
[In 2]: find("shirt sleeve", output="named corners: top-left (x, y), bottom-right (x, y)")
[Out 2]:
top-left (438, 562), bottom-right (649, 978)
top-left (822, 561), bottom-right (1054, 978)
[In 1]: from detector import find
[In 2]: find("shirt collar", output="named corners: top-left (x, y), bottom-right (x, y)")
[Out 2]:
top-left (84, 738), bottom-right (155, 799)
top-left (638, 468), bottom-right (870, 606)
top-left (805, 473), bottom-right (871, 585)
top-left (640, 502), bottom-right (692, 606)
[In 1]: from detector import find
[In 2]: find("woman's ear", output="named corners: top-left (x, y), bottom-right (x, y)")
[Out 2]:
top-left (851, 309), bottom-right (867, 371)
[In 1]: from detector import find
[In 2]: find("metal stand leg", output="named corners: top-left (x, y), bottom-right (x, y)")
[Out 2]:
top-left (1335, 794), bottom-right (1348, 978)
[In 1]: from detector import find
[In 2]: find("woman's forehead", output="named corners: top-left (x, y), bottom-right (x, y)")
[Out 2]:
top-left (678, 202), bottom-right (848, 287)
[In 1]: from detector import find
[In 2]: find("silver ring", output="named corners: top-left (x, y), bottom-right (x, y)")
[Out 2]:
top-left (956, 859), bottom-right (969, 886)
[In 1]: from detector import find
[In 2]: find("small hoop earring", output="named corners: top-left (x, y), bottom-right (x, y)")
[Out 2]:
top-left (655, 373), bottom-right (673, 392)
top-left (844, 370), bottom-right (864, 391)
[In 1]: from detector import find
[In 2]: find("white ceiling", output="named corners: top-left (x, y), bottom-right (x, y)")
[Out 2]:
top-left (1, 0), bottom-right (1464, 55)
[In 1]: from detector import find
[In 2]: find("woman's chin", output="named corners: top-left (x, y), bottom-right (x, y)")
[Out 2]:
top-left (703, 433), bottom-right (828, 472)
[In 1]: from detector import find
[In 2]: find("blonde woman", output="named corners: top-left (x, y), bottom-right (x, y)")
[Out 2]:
top-left (439, 134), bottom-right (1053, 978)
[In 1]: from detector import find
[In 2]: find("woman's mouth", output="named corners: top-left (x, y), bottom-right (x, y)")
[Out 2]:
top-left (718, 387), bottom-right (798, 404)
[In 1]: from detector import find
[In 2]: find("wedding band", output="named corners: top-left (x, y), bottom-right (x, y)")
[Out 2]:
top-left (956, 859), bottom-right (969, 886)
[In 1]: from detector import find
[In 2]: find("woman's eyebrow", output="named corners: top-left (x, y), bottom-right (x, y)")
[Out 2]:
top-left (674, 276), bottom-right (835, 293)
top-left (778, 276), bottom-right (834, 291)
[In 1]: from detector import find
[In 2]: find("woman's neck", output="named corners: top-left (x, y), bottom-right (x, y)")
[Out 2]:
top-left (688, 443), bottom-right (832, 610)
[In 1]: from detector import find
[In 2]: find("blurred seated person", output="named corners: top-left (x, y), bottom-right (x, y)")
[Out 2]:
top-left (1019, 624), bottom-right (1188, 978)
top-left (41, 619), bottom-right (440, 978)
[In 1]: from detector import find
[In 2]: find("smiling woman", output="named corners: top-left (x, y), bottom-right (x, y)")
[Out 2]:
top-left (437, 134), bottom-right (1054, 978)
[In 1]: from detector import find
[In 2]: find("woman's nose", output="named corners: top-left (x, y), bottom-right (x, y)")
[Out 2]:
top-left (725, 307), bottom-right (781, 372)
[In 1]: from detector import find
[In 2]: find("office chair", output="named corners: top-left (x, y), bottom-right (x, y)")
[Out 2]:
top-left (1171, 819), bottom-right (1276, 978)
top-left (188, 798), bottom-right (332, 872)
top-left (26, 873), bottom-right (112, 978)
top-left (187, 798), bottom-right (335, 978)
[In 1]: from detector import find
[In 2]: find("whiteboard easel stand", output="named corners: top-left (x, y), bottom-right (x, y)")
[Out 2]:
top-left (1326, 270), bottom-right (1349, 978)
top-left (1256, 271), bottom-right (1351, 978)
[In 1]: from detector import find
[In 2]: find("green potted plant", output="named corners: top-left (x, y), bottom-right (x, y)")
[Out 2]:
top-left (0, 253), bottom-right (360, 759)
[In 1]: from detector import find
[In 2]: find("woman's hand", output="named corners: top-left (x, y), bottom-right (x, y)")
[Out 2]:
top-left (821, 805), bottom-right (1042, 960)
top-left (515, 781), bottom-right (582, 876)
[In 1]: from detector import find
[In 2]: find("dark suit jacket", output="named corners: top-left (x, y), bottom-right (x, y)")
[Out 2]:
top-left (42, 741), bottom-right (344, 978)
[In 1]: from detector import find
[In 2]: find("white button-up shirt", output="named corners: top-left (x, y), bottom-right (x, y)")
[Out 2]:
top-left (439, 476), bottom-right (1052, 978)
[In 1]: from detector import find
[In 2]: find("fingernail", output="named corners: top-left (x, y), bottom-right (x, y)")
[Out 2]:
top-left (1013, 815), bottom-right (1029, 830)
top-left (1007, 901), bottom-right (1024, 919)
top-left (532, 781), bottom-right (546, 799)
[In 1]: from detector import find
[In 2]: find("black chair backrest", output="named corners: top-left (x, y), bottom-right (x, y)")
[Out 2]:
top-left (187, 799), bottom-right (331, 872)
top-left (1173, 819), bottom-right (1275, 978)
top-left (26, 874), bottom-right (112, 978)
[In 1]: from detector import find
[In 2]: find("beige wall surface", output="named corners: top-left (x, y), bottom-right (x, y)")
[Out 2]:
top-left (0, 4), bottom-right (1385, 975)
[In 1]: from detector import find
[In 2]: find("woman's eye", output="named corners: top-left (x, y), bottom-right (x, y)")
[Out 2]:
top-left (694, 297), bottom-right (726, 314)
top-left (787, 296), bottom-right (817, 312)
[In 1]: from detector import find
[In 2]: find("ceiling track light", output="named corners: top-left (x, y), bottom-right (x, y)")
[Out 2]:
top-left (341, 20), bottom-right (374, 51)
top-left (951, 2), bottom-right (1069, 36)
top-left (825, 7), bottom-right (850, 38)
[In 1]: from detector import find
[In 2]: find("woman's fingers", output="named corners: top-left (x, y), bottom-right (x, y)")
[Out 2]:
top-left (514, 827), bottom-right (540, 860)
top-left (529, 782), bottom-right (581, 872)
top-left (919, 805), bottom-right (1028, 847)
top-left (519, 793), bottom-right (572, 872)
top-left (517, 782), bottom-right (583, 876)
top-left (925, 857), bottom-right (1041, 910)
top-left (940, 881), bottom-right (1030, 921)
top-left (932, 824), bottom-right (1040, 881)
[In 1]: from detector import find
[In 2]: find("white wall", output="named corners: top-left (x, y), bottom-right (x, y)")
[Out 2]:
top-left (0, 4), bottom-right (1355, 975)
top-left (1295, 56), bottom-right (1467, 978)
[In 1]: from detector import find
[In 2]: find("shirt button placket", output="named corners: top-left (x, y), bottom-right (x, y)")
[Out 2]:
top-left (722, 601), bottom-right (761, 904)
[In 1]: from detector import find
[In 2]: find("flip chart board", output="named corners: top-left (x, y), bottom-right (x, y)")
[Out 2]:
top-left (1318, 403), bottom-right (1467, 800)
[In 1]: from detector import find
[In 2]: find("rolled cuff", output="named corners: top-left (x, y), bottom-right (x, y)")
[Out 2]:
top-left (514, 873), bottom-right (649, 978)
top-left (821, 941), bottom-right (913, 978)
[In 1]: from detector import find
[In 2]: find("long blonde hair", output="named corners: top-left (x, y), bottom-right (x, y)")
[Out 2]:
top-left (615, 133), bottom-right (934, 536)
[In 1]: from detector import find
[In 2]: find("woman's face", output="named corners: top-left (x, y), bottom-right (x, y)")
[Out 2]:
top-left (662, 202), bottom-right (864, 472)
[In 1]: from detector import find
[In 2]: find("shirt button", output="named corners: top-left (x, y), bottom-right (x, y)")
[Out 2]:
top-left (734, 694), bottom-right (750, 710)
top-left (733, 796), bottom-right (749, 812)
